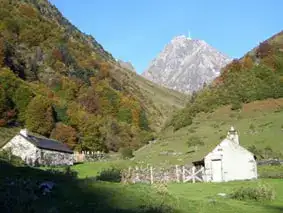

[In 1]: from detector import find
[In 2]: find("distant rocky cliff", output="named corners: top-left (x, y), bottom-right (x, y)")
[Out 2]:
top-left (142, 35), bottom-right (232, 93)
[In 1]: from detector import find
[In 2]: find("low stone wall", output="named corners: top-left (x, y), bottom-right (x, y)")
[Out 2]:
top-left (257, 159), bottom-right (283, 166)
top-left (74, 151), bottom-right (106, 163)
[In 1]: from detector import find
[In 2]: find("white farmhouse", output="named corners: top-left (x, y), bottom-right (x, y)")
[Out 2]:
top-left (193, 127), bottom-right (257, 182)
top-left (1, 129), bottom-right (74, 166)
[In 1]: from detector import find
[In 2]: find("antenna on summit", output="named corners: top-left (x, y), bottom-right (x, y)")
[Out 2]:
top-left (187, 30), bottom-right (191, 40)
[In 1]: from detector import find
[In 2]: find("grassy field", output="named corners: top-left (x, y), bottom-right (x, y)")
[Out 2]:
top-left (1, 158), bottom-right (283, 213)
top-left (133, 98), bottom-right (283, 166)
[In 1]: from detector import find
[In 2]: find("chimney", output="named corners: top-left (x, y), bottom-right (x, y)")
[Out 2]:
top-left (227, 126), bottom-right (239, 144)
top-left (20, 129), bottom-right (29, 137)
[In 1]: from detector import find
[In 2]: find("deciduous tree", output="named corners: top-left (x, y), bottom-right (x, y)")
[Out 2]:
top-left (50, 123), bottom-right (77, 149)
top-left (25, 96), bottom-right (55, 136)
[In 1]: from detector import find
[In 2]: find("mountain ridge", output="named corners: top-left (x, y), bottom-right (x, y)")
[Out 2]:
top-left (142, 35), bottom-right (232, 93)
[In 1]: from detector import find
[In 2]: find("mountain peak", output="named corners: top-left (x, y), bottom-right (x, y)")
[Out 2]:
top-left (142, 36), bottom-right (232, 94)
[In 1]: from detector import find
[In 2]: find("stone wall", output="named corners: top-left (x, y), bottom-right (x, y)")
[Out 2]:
top-left (39, 149), bottom-right (73, 166)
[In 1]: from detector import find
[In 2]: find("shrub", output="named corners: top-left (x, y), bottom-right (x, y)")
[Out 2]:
top-left (172, 114), bottom-right (193, 131)
top-left (231, 100), bottom-right (242, 111)
top-left (138, 204), bottom-right (174, 213)
top-left (119, 147), bottom-right (134, 159)
top-left (139, 109), bottom-right (149, 131)
top-left (230, 183), bottom-right (275, 201)
top-left (63, 166), bottom-right (78, 179)
top-left (117, 107), bottom-right (132, 124)
top-left (53, 105), bottom-right (69, 124)
top-left (249, 123), bottom-right (255, 131)
top-left (137, 183), bottom-right (175, 213)
top-left (0, 149), bottom-right (25, 166)
top-left (96, 167), bottom-right (122, 182)
top-left (187, 135), bottom-right (204, 147)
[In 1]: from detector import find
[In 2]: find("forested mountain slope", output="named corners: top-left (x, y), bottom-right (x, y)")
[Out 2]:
top-left (0, 0), bottom-right (187, 153)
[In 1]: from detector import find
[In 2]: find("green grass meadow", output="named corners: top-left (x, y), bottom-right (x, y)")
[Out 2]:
top-left (1, 159), bottom-right (283, 213)
top-left (133, 99), bottom-right (283, 166)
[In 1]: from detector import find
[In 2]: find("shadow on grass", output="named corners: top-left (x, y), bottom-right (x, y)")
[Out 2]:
top-left (0, 160), bottom-right (173, 213)
top-left (263, 205), bottom-right (283, 213)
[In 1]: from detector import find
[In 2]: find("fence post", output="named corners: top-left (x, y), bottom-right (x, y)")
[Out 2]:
top-left (135, 166), bottom-right (139, 183)
top-left (176, 165), bottom-right (180, 182)
top-left (150, 166), bottom-right (153, 184)
top-left (192, 166), bottom-right (196, 183)
top-left (128, 166), bottom-right (132, 183)
top-left (201, 166), bottom-right (205, 182)
top-left (182, 166), bottom-right (185, 182)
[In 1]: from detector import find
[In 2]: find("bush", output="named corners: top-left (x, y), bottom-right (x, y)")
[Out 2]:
top-left (63, 166), bottom-right (78, 179)
top-left (187, 135), bottom-right (204, 147)
top-left (138, 204), bottom-right (174, 213)
top-left (230, 183), bottom-right (275, 201)
top-left (231, 100), bottom-right (242, 111)
top-left (96, 167), bottom-right (122, 182)
top-left (117, 107), bottom-right (132, 124)
top-left (0, 149), bottom-right (25, 166)
top-left (119, 147), bottom-right (134, 159)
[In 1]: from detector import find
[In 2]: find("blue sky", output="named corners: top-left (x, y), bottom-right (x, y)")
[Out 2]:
top-left (50, 0), bottom-right (282, 74)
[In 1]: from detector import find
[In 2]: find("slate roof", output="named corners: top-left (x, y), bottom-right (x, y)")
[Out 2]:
top-left (20, 133), bottom-right (73, 154)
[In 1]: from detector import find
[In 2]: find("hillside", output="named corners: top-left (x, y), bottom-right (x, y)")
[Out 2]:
top-left (134, 98), bottom-right (283, 166)
top-left (142, 35), bottom-right (231, 94)
top-left (0, 0), bottom-right (187, 153)
top-left (137, 31), bottom-right (283, 166)
top-left (168, 30), bottom-right (283, 131)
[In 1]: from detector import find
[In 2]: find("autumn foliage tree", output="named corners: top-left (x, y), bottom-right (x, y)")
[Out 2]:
top-left (18, 3), bottom-right (38, 19)
top-left (256, 41), bottom-right (273, 59)
top-left (25, 96), bottom-right (55, 136)
top-left (50, 123), bottom-right (77, 149)
top-left (242, 55), bottom-right (254, 70)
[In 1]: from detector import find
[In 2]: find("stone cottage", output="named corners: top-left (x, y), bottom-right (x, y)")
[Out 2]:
top-left (193, 126), bottom-right (257, 182)
top-left (1, 129), bottom-right (74, 166)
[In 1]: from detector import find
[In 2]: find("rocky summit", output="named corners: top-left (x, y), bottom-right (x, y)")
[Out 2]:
top-left (142, 35), bottom-right (232, 93)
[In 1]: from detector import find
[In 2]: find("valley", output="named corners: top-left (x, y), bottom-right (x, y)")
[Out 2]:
top-left (0, 0), bottom-right (283, 213)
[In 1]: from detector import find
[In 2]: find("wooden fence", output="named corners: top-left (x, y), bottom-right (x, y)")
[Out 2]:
top-left (121, 165), bottom-right (204, 184)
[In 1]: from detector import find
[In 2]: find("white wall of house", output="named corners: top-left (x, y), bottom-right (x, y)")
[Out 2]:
top-left (2, 134), bottom-right (39, 165)
top-left (203, 132), bottom-right (257, 183)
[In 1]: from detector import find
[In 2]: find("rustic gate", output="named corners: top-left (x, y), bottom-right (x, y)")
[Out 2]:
top-left (181, 166), bottom-right (204, 183)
